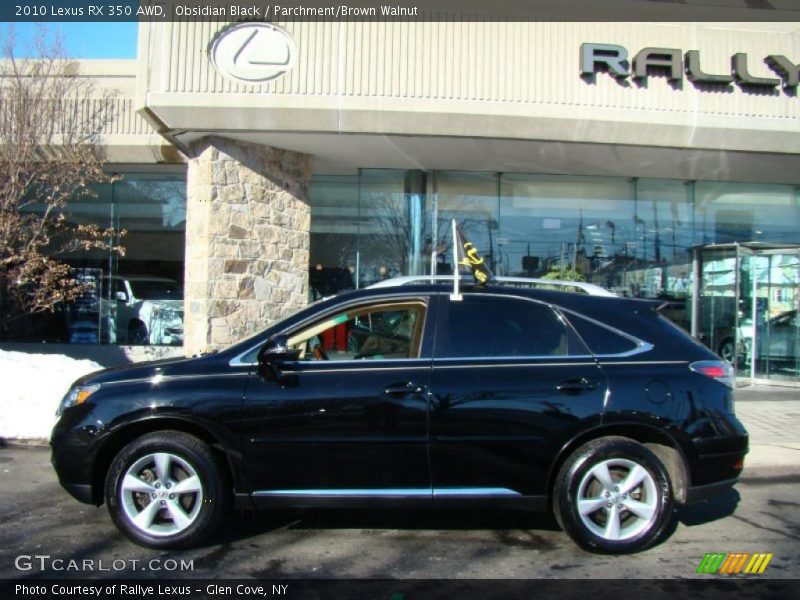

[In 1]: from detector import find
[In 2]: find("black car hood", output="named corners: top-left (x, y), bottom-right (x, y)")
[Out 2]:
top-left (71, 353), bottom-right (222, 387)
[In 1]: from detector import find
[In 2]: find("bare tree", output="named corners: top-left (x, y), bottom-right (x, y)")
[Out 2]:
top-left (361, 193), bottom-right (491, 283)
top-left (0, 26), bottom-right (124, 337)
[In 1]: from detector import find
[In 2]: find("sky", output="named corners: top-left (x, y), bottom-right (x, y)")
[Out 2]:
top-left (1, 22), bottom-right (138, 58)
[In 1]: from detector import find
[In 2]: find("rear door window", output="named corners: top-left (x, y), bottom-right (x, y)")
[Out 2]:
top-left (435, 295), bottom-right (585, 358)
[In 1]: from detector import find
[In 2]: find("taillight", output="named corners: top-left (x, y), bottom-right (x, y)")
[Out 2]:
top-left (690, 360), bottom-right (735, 389)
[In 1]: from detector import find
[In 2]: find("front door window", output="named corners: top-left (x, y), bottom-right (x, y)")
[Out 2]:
top-left (287, 302), bottom-right (426, 361)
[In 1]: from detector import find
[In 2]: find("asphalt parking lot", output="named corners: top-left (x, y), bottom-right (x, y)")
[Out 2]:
top-left (1, 445), bottom-right (799, 581)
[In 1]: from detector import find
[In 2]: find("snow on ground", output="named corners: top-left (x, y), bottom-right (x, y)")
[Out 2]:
top-left (0, 350), bottom-right (103, 440)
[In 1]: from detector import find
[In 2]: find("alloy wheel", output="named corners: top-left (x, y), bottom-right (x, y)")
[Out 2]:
top-left (119, 452), bottom-right (204, 537)
top-left (575, 458), bottom-right (658, 542)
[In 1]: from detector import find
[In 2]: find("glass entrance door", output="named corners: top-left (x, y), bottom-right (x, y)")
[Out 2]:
top-left (693, 243), bottom-right (800, 385)
top-left (738, 248), bottom-right (800, 383)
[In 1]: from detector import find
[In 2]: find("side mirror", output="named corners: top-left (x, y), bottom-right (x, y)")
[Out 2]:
top-left (115, 291), bottom-right (128, 302)
top-left (257, 334), bottom-right (299, 379)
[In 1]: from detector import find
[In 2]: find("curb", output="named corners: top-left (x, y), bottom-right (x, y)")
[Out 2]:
top-left (739, 465), bottom-right (800, 482)
top-left (0, 438), bottom-right (49, 448)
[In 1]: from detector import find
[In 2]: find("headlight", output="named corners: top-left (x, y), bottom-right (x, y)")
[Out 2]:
top-left (57, 384), bottom-right (101, 416)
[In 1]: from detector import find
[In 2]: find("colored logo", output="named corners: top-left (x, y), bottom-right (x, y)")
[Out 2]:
top-left (453, 221), bottom-right (493, 285)
top-left (209, 22), bottom-right (297, 83)
top-left (696, 552), bottom-right (773, 575)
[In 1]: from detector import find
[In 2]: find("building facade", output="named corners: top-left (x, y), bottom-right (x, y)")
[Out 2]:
top-left (10, 17), bottom-right (800, 383)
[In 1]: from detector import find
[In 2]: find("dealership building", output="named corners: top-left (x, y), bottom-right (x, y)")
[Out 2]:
top-left (10, 15), bottom-right (800, 384)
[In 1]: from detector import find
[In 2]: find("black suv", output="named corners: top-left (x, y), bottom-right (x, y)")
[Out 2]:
top-left (51, 280), bottom-right (748, 554)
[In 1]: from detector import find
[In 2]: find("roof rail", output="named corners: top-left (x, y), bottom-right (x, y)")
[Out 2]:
top-left (367, 275), bottom-right (616, 297)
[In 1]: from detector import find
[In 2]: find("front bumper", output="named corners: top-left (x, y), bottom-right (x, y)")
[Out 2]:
top-left (61, 482), bottom-right (95, 504)
top-left (50, 408), bottom-right (105, 506)
top-left (50, 441), bottom-right (100, 505)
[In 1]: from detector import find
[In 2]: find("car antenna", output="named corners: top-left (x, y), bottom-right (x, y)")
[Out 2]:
top-left (450, 219), bottom-right (462, 301)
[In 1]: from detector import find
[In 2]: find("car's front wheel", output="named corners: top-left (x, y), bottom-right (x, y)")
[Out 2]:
top-left (553, 437), bottom-right (674, 554)
top-left (105, 431), bottom-right (228, 549)
top-left (718, 337), bottom-right (735, 364)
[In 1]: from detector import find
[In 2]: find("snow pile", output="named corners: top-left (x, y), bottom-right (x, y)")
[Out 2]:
top-left (0, 350), bottom-right (103, 440)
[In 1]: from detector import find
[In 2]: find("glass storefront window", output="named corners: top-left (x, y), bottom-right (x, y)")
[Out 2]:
top-left (5, 170), bottom-right (187, 346)
top-left (308, 170), bottom-right (800, 376)
top-left (631, 179), bottom-right (693, 303)
top-left (308, 175), bottom-right (359, 299)
top-left (12, 190), bottom-right (114, 343)
top-left (109, 174), bottom-right (186, 346)
top-left (434, 171), bottom-right (499, 276)
top-left (695, 182), bottom-right (799, 246)
top-left (498, 174), bottom-right (635, 287)
top-left (358, 170), bottom-right (425, 287)
top-left (309, 172), bottom-right (799, 294)
top-left (13, 163), bottom-right (798, 368)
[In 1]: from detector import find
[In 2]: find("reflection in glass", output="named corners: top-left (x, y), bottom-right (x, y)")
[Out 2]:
top-left (307, 170), bottom-right (799, 372)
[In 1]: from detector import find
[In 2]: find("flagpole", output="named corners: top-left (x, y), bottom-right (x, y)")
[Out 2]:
top-left (450, 218), bottom-right (462, 301)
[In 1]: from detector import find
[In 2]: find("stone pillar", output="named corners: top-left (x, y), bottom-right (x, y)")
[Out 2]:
top-left (184, 137), bottom-right (311, 356)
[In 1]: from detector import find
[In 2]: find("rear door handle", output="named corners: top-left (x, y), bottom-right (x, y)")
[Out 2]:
top-left (557, 378), bottom-right (599, 395)
top-left (384, 382), bottom-right (427, 397)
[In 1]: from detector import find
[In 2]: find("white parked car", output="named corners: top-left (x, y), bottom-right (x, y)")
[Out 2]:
top-left (738, 309), bottom-right (799, 373)
top-left (107, 276), bottom-right (184, 346)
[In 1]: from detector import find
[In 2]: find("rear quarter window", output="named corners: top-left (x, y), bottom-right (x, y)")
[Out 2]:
top-left (566, 313), bottom-right (641, 356)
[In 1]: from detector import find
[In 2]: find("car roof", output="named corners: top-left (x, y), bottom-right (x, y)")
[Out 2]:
top-left (105, 275), bottom-right (179, 283)
top-left (368, 275), bottom-right (616, 297)
top-left (332, 282), bottom-right (645, 315)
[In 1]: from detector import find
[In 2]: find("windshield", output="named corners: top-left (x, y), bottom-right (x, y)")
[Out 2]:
top-left (129, 280), bottom-right (183, 301)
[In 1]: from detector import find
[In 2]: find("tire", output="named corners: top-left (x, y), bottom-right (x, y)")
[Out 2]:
top-left (105, 431), bottom-right (228, 549)
top-left (553, 437), bottom-right (674, 554)
top-left (128, 320), bottom-right (149, 345)
top-left (718, 338), bottom-right (735, 364)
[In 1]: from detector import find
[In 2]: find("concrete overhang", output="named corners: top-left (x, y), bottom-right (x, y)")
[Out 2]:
top-left (136, 17), bottom-right (800, 183)
top-left (165, 128), bottom-right (800, 185)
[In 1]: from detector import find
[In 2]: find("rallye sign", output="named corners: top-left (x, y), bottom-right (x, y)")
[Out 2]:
top-left (580, 43), bottom-right (799, 93)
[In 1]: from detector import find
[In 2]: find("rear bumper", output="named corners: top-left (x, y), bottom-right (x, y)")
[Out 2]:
top-left (685, 476), bottom-right (739, 504)
top-left (694, 446), bottom-right (747, 482)
top-left (688, 411), bottom-right (748, 491)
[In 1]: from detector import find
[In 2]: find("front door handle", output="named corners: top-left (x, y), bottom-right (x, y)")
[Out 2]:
top-left (557, 378), bottom-right (599, 395)
top-left (384, 382), bottom-right (427, 397)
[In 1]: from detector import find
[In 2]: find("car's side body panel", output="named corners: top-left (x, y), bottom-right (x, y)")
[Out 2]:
top-left (50, 282), bottom-right (749, 552)
top-left (241, 359), bottom-right (432, 497)
top-left (428, 357), bottom-right (608, 497)
top-left (50, 357), bottom-right (250, 504)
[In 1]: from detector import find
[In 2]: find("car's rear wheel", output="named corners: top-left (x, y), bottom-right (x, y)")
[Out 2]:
top-left (128, 320), bottom-right (149, 345)
top-left (553, 437), bottom-right (674, 554)
top-left (105, 431), bottom-right (228, 549)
